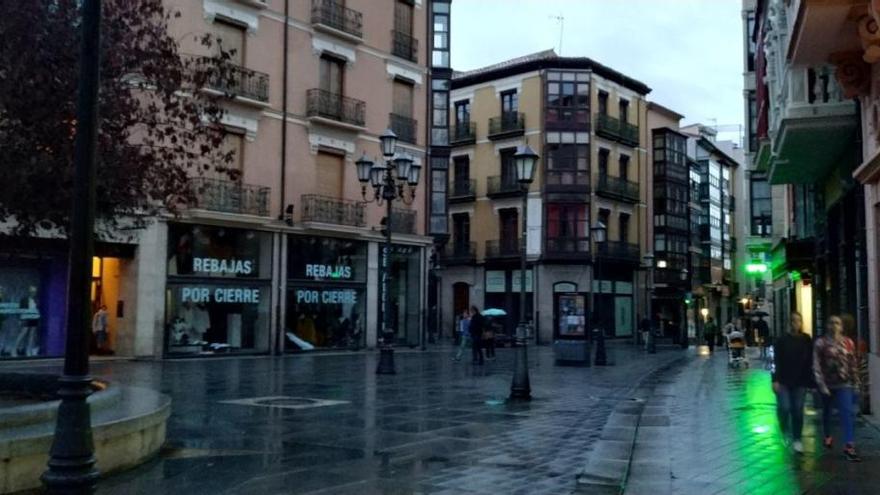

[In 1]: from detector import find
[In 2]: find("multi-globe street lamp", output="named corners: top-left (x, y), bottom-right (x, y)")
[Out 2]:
top-left (591, 222), bottom-right (607, 365)
top-left (355, 129), bottom-right (422, 375)
top-left (509, 144), bottom-right (538, 401)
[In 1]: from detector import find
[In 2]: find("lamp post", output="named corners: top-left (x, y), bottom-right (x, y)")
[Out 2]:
top-left (509, 144), bottom-right (538, 401)
top-left (591, 222), bottom-right (607, 366)
top-left (355, 129), bottom-right (422, 375)
top-left (41, 0), bottom-right (101, 492)
top-left (643, 253), bottom-right (655, 354)
top-left (680, 268), bottom-right (689, 349)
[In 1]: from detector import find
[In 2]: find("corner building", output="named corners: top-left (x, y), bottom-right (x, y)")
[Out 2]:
top-left (440, 51), bottom-right (651, 344)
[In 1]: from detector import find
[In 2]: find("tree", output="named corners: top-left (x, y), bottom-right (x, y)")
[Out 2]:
top-left (0, 0), bottom-right (238, 237)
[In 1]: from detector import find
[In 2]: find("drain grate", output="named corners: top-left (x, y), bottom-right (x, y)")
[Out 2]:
top-left (219, 395), bottom-right (349, 410)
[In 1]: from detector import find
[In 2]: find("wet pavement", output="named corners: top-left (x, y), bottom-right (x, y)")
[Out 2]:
top-left (7, 343), bottom-right (880, 494)
top-left (11, 343), bottom-right (683, 495)
top-left (623, 348), bottom-right (880, 495)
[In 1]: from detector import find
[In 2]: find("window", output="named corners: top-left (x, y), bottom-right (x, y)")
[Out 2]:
top-left (619, 99), bottom-right (629, 124)
top-left (619, 155), bottom-right (629, 181)
top-left (747, 91), bottom-right (757, 152)
top-left (315, 151), bottom-right (344, 198)
top-left (432, 89), bottom-right (448, 145)
top-left (750, 176), bottom-right (772, 236)
top-left (545, 144), bottom-right (589, 186)
top-left (393, 79), bottom-right (414, 118)
top-left (501, 89), bottom-right (519, 117)
top-left (546, 204), bottom-right (588, 238)
top-left (452, 213), bottom-right (470, 246)
top-left (746, 12), bottom-right (756, 72)
top-left (214, 18), bottom-right (246, 65)
top-left (500, 208), bottom-right (519, 248)
top-left (598, 208), bottom-right (611, 231)
top-left (319, 55), bottom-right (344, 95)
top-left (546, 71), bottom-right (589, 126)
top-left (500, 148), bottom-right (517, 185)
top-left (619, 213), bottom-right (630, 243)
top-left (453, 155), bottom-right (470, 183)
top-left (394, 0), bottom-right (414, 35)
top-left (455, 100), bottom-right (470, 127)
top-left (430, 168), bottom-right (448, 234)
top-left (598, 91), bottom-right (608, 116)
top-left (432, 6), bottom-right (450, 68)
top-left (598, 148), bottom-right (609, 177)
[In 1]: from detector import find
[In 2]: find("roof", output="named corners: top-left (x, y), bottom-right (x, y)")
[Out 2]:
top-left (451, 49), bottom-right (651, 95)
top-left (647, 101), bottom-right (685, 121)
top-left (698, 136), bottom-right (740, 167)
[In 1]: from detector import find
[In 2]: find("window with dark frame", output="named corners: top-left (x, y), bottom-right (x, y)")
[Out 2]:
top-left (431, 3), bottom-right (450, 68)
top-left (598, 148), bottom-right (609, 177)
top-left (619, 99), bottom-right (629, 124)
top-left (500, 147), bottom-right (517, 186)
top-left (598, 91), bottom-right (609, 116)
top-left (619, 213), bottom-right (630, 243)
top-left (750, 176), bottom-right (772, 236)
top-left (454, 100), bottom-right (470, 127)
top-left (545, 71), bottom-right (590, 126)
top-left (319, 54), bottom-right (344, 96)
top-left (619, 154), bottom-right (629, 181)
top-left (452, 213), bottom-right (470, 247)
top-left (501, 90), bottom-right (519, 119)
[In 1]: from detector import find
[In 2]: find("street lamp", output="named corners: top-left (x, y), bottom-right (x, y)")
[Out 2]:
top-left (643, 253), bottom-right (656, 354)
top-left (680, 268), bottom-right (689, 349)
top-left (591, 222), bottom-right (608, 365)
top-left (510, 144), bottom-right (538, 401)
top-left (42, 0), bottom-right (101, 492)
top-left (355, 129), bottom-right (421, 375)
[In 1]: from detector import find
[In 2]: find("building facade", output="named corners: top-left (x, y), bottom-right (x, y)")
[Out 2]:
top-left (439, 51), bottom-right (651, 345)
top-left (0, 0), bottom-right (445, 360)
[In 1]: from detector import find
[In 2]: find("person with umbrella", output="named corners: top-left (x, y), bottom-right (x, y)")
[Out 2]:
top-left (469, 305), bottom-right (485, 365)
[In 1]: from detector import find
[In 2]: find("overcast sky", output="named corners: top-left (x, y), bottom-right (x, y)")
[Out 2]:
top-left (451, 0), bottom-right (745, 143)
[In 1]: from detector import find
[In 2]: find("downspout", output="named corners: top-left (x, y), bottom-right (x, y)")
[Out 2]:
top-left (275, 0), bottom-right (290, 356)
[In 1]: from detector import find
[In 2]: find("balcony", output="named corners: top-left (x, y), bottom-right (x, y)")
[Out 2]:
top-left (449, 179), bottom-right (476, 203)
top-left (190, 178), bottom-right (270, 217)
top-left (389, 113), bottom-right (417, 144)
top-left (485, 239), bottom-right (521, 260)
top-left (544, 236), bottom-right (590, 260)
top-left (450, 122), bottom-right (477, 146)
top-left (594, 114), bottom-right (639, 147)
top-left (594, 241), bottom-right (640, 263)
top-left (391, 29), bottom-right (418, 63)
top-left (390, 208), bottom-right (416, 235)
top-left (486, 175), bottom-right (522, 198)
top-left (300, 194), bottom-right (365, 227)
top-left (768, 65), bottom-right (857, 185)
top-left (203, 60), bottom-right (269, 103)
top-left (545, 170), bottom-right (590, 195)
top-left (306, 89), bottom-right (366, 129)
top-left (311, 0), bottom-right (363, 42)
top-left (786, 0), bottom-right (861, 67)
top-left (596, 174), bottom-right (639, 203)
top-left (488, 112), bottom-right (525, 140)
top-left (442, 242), bottom-right (477, 265)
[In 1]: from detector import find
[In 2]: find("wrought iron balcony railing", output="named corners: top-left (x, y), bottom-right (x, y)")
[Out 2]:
top-left (389, 113), bottom-right (417, 144)
top-left (485, 239), bottom-right (521, 259)
top-left (391, 29), bottom-right (418, 62)
top-left (488, 112), bottom-right (525, 139)
top-left (300, 194), bottom-right (365, 227)
top-left (544, 236), bottom-right (590, 259)
top-left (595, 113), bottom-right (639, 147)
top-left (442, 242), bottom-right (477, 264)
top-left (450, 122), bottom-right (477, 145)
top-left (202, 59), bottom-right (269, 103)
top-left (190, 177), bottom-right (270, 217)
top-left (545, 170), bottom-right (591, 194)
top-left (487, 175), bottom-right (522, 197)
top-left (306, 89), bottom-right (366, 127)
top-left (596, 174), bottom-right (640, 203)
top-left (391, 208), bottom-right (416, 235)
top-left (311, 0), bottom-right (363, 39)
top-left (594, 241), bottom-right (640, 262)
top-left (450, 179), bottom-right (476, 201)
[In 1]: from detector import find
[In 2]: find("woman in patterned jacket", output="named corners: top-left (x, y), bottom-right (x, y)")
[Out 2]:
top-left (814, 315), bottom-right (861, 462)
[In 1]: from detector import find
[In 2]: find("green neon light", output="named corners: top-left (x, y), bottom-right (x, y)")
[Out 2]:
top-left (744, 262), bottom-right (768, 274)
top-left (789, 271), bottom-right (801, 282)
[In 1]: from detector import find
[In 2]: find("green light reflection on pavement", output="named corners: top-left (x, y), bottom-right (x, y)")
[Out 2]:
top-left (728, 367), bottom-right (802, 495)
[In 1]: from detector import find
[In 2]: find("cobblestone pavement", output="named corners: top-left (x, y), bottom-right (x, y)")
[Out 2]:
top-left (5, 343), bottom-right (683, 495)
top-left (623, 348), bottom-right (880, 495)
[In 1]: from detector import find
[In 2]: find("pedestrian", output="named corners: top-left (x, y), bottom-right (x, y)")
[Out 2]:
top-left (469, 306), bottom-right (485, 365)
top-left (772, 311), bottom-right (813, 454)
top-left (704, 316), bottom-right (717, 353)
top-left (92, 304), bottom-right (109, 353)
top-left (814, 315), bottom-right (862, 461)
top-left (723, 318), bottom-right (735, 348)
top-left (452, 309), bottom-right (471, 361)
top-left (755, 316), bottom-right (771, 359)
top-left (639, 315), bottom-right (651, 349)
top-left (483, 317), bottom-right (496, 361)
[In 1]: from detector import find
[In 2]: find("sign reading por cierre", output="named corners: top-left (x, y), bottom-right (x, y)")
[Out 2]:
top-left (181, 287), bottom-right (261, 304)
top-left (295, 289), bottom-right (357, 305)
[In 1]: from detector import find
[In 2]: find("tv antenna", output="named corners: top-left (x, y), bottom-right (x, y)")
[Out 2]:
top-left (549, 14), bottom-right (564, 55)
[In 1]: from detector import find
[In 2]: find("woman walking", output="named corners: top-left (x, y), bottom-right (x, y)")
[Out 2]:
top-left (453, 309), bottom-right (471, 361)
top-left (771, 311), bottom-right (813, 453)
top-left (814, 315), bottom-right (862, 461)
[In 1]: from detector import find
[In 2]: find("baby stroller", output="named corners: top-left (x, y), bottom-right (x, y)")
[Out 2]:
top-left (727, 330), bottom-right (749, 369)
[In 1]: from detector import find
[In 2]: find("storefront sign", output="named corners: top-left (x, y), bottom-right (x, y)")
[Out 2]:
top-left (193, 257), bottom-right (254, 276)
top-left (511, 270), bottom-right (533, 292)
top-left (295, 288), bottom-right (358, 305)
top-left (305, 263), bottom-right (352, 280)
top-left (181, 286), bottom-right (261, 304)
top-left (486, 271), bottom-right (506, 293)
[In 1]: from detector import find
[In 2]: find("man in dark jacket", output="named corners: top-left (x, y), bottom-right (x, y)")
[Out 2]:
top-left (755, 316), bottom-right (771, 358)
top-left (469, 306), bottom-right (485, 365)
top-left (772, 311), bottom-right (813, 453)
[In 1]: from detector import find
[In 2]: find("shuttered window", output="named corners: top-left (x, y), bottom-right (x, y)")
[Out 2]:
top-left (213, 18), bottom-right (246, 65)
top-left (315, 151), bottom-right (344, 198)
top-left (393, 79), bottom-right (414, 117)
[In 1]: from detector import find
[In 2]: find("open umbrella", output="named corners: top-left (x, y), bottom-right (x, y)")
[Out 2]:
top-left (482, 308), bottom-right (507, 317)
